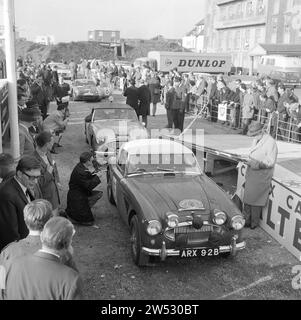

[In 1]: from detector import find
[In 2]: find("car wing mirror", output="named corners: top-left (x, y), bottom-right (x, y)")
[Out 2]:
top-left (108, 156), bottom-right (117, 166)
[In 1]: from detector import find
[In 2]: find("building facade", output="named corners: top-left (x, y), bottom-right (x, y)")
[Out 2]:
top-left (182, 19), bottom-right (205, 53)
top-left (88, 30), bottom-right (120, 44)
top-left (204, 0), bottom-right (301, 73)
top-left (35, 35), bottom-right (55, 46)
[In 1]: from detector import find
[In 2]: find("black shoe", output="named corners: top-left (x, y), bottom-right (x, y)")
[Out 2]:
top-left (250, 226), bottom-right (258, 230)
top-left (50, 149), bottom-right (59, 154)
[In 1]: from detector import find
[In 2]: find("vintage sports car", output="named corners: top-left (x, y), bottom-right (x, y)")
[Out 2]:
top-left (98, 81), bottom-right (113, 99)
top-left (106, 139), bottom-right (246, 266)
top-left (85, 104), bottom-right (148, 164)
top-left (71, 79), bottom-right (103, 102)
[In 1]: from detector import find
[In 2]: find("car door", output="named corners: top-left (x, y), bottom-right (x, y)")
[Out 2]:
top-left (111, 150), bottom-right (129, 223)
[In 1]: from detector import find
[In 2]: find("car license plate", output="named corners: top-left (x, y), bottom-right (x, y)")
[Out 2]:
top-left (180, 248), bottom-right (219, 258)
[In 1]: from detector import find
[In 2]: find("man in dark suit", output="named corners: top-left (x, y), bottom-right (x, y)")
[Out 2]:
top-left (66, 152), bottom-right (102, 226)
top-left (137, 80), bottom-right (151, 128)
top-left (2, 217), bottom-right (83, 300)
top-left (0, 154), bottom-right (15, 187)
top-left (30, 73), bottom-right (50, 120)
top-left (123, 79), bottom-right (139, 116)
top-left (19, 107), bottom-right (42, 157)
top-left (0, 156), bottom-right (41, 251)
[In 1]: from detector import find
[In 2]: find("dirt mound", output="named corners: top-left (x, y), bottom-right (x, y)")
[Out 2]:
top-left (8, 38), bottom-right (189, 65)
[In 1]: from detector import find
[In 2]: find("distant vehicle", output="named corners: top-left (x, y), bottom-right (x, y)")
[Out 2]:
top-left (257, 55), bottom-right (301, 87)
top-left (70, 79), bottom-right (102, 102)
top-left (133, 57), bottom-right (157, 70)
top-left (48, 62), bottom-right (72, 81)
top-left (84, 105), bottom-right (148, 164)
top-left (106, 139), bottom-right (246, 266)
top-left (98, 80), bottom-right (113, 99)
top-left (143, 51), bottom-right (232, 74)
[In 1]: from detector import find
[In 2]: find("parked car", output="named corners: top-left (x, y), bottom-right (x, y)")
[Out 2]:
top-left (85, 104), bottom-right (148, 164)
top-left (106, 139), bottom-right (246, 266)
top-left (48, 62), bottom-right (72, 81)
top-left (71, 79), bottom-right (102, 101)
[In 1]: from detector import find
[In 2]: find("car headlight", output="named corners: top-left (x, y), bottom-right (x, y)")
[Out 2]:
top-left (213, 210), bottom-right (227, 226)
top-left (231, 215), bottom-right (245, 231)
top-left (96, 133), bottom-right (106, 144)
top-left (147, 220), bottom-right (162, 236)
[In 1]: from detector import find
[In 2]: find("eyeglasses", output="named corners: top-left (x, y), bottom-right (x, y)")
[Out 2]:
top-left (22, 171), bottom-right (41, 181)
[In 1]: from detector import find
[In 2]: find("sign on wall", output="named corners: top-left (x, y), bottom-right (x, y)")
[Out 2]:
top-left (237, 162), bottom-right (301, 261)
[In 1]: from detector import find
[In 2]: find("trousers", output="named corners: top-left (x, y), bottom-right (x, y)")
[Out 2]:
top-left (243, 204), bottom-right (262, 228)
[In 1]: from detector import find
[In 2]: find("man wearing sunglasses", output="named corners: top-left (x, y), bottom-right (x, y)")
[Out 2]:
top-left (0, 156), bottom-right (41, 251)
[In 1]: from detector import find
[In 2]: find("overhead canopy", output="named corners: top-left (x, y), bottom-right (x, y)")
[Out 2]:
top-left (249, 44), bottom-right (301, 57)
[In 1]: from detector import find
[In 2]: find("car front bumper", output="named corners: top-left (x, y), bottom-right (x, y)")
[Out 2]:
top-left (142, 236), bottom-right (246, 261)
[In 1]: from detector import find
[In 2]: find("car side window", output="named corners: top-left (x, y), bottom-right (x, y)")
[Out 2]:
top-left (117, 150), bottom-right (128, 174)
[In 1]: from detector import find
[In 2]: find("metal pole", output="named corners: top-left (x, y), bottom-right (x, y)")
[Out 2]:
top-left (3, 0), bottom-right (20, 160)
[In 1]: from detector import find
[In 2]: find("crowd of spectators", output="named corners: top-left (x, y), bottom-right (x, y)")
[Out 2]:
top-left (117, 63), bottom-right (301, 142)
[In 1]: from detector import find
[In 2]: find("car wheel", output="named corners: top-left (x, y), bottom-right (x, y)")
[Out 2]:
top-left (130, 216), bottom-right (149, 267)
top-left (107, 172), bottom-right (116, 206)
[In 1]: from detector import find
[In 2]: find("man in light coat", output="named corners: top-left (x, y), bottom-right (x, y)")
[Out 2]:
top-left (243, 122), bottom-right (278, 229)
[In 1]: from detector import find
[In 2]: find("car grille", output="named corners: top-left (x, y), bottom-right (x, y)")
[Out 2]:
top-left (174, 225), bottom-right (213, 234)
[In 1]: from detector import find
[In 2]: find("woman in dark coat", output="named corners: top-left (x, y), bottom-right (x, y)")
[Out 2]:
top-left (137, 80), bottom-right (151, 128)
top-left (148, 72), bottom-right (161, 117)
top-left (66, 152), bottom-right (103, 226)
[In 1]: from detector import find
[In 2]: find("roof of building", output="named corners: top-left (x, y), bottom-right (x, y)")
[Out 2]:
top-left (195, 19), bottom-right (205, 26)
top-left (249, 44), bottom-right (301, 57)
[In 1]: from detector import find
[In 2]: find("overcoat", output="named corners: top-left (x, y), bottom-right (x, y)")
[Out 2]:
top-left (123, 86), bottom-right (139, 113)
top-left (148, 77), bottom-right (161, 104)
top-left (137, 85), bottom-right (151, 117)
top-left (66, 163), bottom-right (101, 223)
top-left (34, 150), bottom-right (60, 209)
top-left (243, 133), bottom-right (278, 207)
top-left (3, 251), bottom-right (83, 300)
top-left (0, 178), bottom-right (31, 251)
top-left (19, 124), bottom-right (36, 157)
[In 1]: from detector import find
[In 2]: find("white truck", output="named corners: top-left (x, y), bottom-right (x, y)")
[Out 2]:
top-left (147, 51), bottom-right (232, 74)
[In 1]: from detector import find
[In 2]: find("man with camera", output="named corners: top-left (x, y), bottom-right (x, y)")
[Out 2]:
top-left (66, 152), bottom-right (103, 227)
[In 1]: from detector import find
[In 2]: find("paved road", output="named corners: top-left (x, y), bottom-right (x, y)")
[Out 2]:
top-left (52, 93), bottom-right (301, 300)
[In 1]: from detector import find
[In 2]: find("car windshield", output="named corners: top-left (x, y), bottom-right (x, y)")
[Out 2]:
top-left (94, 108), bottom-right (138, 121)
top-left (127, 153), bottom-right (201, 175)
top-left (75, 80), bottom-right (96, 86)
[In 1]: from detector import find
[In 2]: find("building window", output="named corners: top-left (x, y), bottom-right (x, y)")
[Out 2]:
top-left (228, 4), bottom-right (235, 19)
top-left (273, 0), bottom-right (280, 15)
top-left (220, 7), bottom-right (227, 20)
top-left (246, 1), bottom-right (254, 16)
top-left (255, 28), bottom-right (263, 44)
top-left (234, 30), bottom-right (241, 50)
top-left (244, 29), bottom-right (250, 50)
top-left (284, 15), bottom-right (291, 43)
top-left (256, 0), bottom-right (266, 15)
top-left (236, 2), bottom-right (243, 18)
top-left (271, 17), bottom-right (278, 43)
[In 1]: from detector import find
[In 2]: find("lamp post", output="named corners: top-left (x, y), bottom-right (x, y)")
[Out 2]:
top-left (3, 0), bottom-right (20, 160)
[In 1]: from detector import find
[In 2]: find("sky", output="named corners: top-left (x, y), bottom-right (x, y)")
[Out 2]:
top-left (0, 0), bottom-right (207, 43)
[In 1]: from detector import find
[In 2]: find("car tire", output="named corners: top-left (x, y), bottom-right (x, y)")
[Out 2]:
top-left (130, 216), bottom-right (149, 267)
top-left (107, 172), bottom-right (116, 206)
